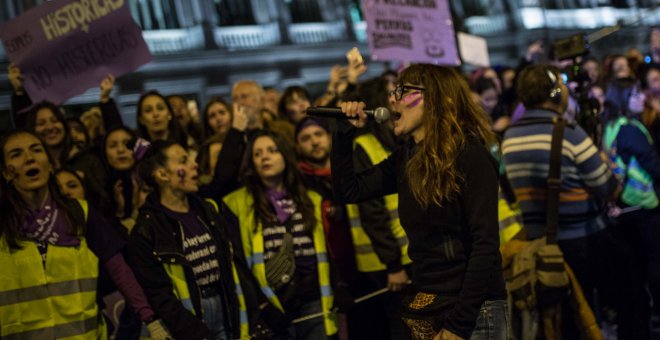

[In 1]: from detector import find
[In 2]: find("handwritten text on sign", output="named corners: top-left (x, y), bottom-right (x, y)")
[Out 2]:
top-left (0, 0), bottom-right (152, 105)
top-left (362, 0), bottom-right (459, 65)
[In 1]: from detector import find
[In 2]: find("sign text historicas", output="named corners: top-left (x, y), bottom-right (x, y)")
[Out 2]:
top-left (1, 0), bottom-right (152, 105)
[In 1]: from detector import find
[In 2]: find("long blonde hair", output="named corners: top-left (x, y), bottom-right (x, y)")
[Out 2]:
top-left (399, 64), bottom-right (494, 208)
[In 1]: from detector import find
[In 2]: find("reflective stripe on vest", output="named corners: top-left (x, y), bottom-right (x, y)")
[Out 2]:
top-left (603, 117), bottom-right (659, 209)
top-left (139, 262), bottom-right (199, 340)
top-left (224, 188), bottom-right (337, 336)
top-left (0, 237), bottom-right (101, 339)
top-left (498, 192), bottom-right (524, 244)
top-left (346, 134), bottom-right (411, 272)
top-left (163, 263), bottom-right (196, 314)
top-left (206, 198), bottom-right (250, 339)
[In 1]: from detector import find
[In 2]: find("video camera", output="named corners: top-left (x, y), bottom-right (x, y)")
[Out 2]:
top-left (553, 34), bottom-right (590, 61)
top-left (552, 33), bottom-right (601, 145)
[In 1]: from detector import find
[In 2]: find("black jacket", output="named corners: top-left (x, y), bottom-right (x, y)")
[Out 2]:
top-left (331, 121), bottom-right (506, 338)
top-left (127, 193), bottom-right (272, 339)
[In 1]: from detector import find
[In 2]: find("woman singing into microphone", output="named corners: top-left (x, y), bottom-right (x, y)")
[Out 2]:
top-left (331, 64), bottom-right (509, 340)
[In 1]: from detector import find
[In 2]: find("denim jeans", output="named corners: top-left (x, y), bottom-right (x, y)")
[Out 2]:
top-left (470, 300), bottom-right (510, 340)
top-left (201, 294), bottom-right (228, 340)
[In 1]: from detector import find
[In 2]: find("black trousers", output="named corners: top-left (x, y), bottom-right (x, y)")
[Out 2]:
top-left (617, 207), bottom-right (660, 316)
top-left (558, 227), bottom-right (650, 340)
top-left (345, 269), bottom-right (411, 340)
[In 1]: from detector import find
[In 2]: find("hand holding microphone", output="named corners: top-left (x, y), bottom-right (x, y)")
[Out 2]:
top-left (306, 101), bottom-right (391, 128)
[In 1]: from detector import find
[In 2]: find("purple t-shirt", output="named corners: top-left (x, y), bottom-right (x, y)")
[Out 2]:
top-left (166, 209), bottom-right (221, 291)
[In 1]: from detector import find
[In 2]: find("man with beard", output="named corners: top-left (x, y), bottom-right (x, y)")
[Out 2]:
top-left (295, 117), bottom-right (357, 284)
top-left (295, 117), bottom-right (409, 339)
top-left (232, 80), bottom-right (295, 145)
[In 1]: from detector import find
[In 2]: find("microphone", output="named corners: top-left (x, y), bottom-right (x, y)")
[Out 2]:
top-left (306, 106), bottom-right (391, 124)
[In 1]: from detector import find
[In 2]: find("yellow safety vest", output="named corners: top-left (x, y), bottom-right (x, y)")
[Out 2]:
top-left (497, 192), bottom-right (524, 244)
top-left (346, 134), bottom-right (412, 272)
top-left (206, 198), bottom-right (249, 339)
top-left (0, 200), bottom-right (105, 340)
top-left (224, 188), bottom-right (337, 336)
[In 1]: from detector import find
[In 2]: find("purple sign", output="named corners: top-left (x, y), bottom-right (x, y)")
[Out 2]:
top-left (362, 0), bottom-right (460, 65)
top-left (0, 0), bottom-right (152, 105)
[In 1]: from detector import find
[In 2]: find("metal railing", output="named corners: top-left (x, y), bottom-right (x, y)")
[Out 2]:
top-left (213, 22), bottom-right (281, 50)
top-left (142, 25), bottom-right (205, 55)
top-left (288, 21), bottom-right (347, 44)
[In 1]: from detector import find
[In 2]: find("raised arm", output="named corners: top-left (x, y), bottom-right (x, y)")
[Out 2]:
top-left (330, 101), bottom-right (397, 203)
top-left (200, 104), bottom-right (249, 202)
top-left (8, 63), bottom-right (31, 128)
top-left (99, 74), bottom-right (125, 131)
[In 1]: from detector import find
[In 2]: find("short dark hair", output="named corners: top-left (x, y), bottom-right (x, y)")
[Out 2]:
top-left (641, 63), bottom-right (660, 90)
top-left (136, 139), bottom-right (177, 191)
top-left (516, 64), bottom-right (560, 109)
top-left (472, 77), bottom-right (498, 95)
top-left (278, 86), bottom-right (311, 121)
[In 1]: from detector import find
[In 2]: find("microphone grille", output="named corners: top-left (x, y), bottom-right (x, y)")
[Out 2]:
top-left (373, 107), bottom-right (390, 123)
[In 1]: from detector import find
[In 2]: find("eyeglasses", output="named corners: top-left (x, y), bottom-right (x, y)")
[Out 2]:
top-left (389, 85), bottom-right (426, 101)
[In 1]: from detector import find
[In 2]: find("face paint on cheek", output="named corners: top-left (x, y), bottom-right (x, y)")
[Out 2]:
top-left (177, 169), bottom-right (186, 184)
top-left (402, 92), bottom-right (423, 109)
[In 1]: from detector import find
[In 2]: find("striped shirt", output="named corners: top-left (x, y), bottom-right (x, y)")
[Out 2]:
top-left (502, 109), bottom-right (619, 240)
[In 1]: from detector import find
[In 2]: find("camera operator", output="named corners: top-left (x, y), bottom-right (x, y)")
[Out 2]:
top-left (502, 64), bottom-right (647, 339)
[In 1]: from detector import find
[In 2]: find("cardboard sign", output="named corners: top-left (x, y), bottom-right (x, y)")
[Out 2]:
top-left (362, 0), bottom-right (460, 65)
top-left (457, 32), bottom-right (490, 67)
top-left (0, 0), bottom-right (152, 105)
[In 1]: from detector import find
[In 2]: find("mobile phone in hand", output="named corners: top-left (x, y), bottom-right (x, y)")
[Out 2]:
top-left (346, 47), bottom-right (363, 65)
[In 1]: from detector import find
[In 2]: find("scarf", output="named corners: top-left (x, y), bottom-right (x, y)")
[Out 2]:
top-left (22, 194), bottom-right (80, 246)
top-left (298, 161), bottom-right (331, 177)
top-left (266, 188), bottom-right (295, 224)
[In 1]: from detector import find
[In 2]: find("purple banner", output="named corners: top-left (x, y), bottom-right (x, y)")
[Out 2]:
top-left (0, 0), bottom-right (152, 105)
top-left (362, 0), bottom-right (460, 65)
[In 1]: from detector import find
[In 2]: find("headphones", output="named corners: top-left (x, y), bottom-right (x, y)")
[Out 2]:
top-left (546, 69), bottom-right (562, 104)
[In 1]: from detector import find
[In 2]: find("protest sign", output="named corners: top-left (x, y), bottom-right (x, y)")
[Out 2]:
top-left (362, 0), bottom-right (460, 65)
top-left (0, 0), bottom-right (152, 105)
top-left (457, 32), bottom-right (490, 67)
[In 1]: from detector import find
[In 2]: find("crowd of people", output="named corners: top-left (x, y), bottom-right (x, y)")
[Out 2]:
top-left (1, 32), bottom-right (660, 340)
